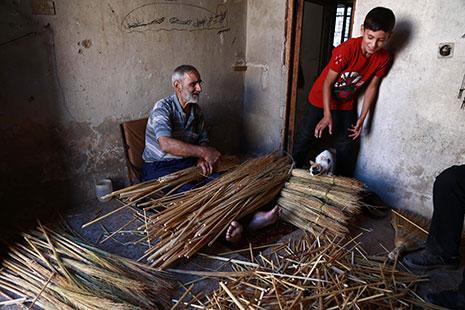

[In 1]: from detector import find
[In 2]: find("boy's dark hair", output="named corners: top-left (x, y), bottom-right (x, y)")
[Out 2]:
top-left (364, 7), bottom-right (395, 32)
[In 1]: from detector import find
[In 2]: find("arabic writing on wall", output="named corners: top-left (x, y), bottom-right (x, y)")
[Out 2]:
top-left (121, 3), bottom-right (228, 32)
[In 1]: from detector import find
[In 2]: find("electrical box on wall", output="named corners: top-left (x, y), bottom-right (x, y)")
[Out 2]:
top-left (438, 42), bottom-right (454, 58)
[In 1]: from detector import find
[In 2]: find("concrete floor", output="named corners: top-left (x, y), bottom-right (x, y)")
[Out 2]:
top-left (1, 194), bottom-right (463, 308)
top-left (65, 196), bottom-right (465, 305)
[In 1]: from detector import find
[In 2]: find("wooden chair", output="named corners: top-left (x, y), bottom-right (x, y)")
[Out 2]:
top-left (120, 118), bottom-right (148, 185)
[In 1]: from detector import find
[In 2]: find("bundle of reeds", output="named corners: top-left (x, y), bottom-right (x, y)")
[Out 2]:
top-left (278, 169), bottom-right (367, 236)
top-left (82, 156), bottom-right (239, 229)
top-left (139, 154), bottom-right (292, 269)
top-left (291, 168), bottom-right (367, 192)
top-left (174, 232), bottom-right (430, 309)
top-left (0, 222), bottom-right (176, 309)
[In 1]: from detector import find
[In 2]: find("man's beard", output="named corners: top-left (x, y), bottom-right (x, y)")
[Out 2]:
top-left (182, 90), bottom-right (199, 103)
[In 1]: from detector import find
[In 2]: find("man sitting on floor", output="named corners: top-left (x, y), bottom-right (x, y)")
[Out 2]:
top-left (142, 64), bottom-right (279, 243)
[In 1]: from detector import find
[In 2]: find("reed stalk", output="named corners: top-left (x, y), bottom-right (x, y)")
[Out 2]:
top-left (139, 154), bottom-right (292, 269)
top-left (180, 231), bottom-right (430, 309)
top-left (0, 223), bottom-right (176, 309)
top-left (278, 172), bottom-right (367, 238)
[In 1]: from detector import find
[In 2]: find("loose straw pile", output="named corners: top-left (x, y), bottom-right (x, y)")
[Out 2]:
top-left (139, 154), bottom-right (292, 269)
top-left (176, 232), bottom-right (430, 309)
top-left (82, 157), bottom-right (238, 228)
top-left (278, 169), bottom-right (367, 236)
top-left (0, 222), bottom-right (176, 309)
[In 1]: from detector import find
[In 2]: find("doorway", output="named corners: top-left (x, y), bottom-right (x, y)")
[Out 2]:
top-left (285, 0), bottom-right (354, 160)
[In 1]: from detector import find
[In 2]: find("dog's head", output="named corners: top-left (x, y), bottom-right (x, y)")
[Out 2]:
top-left (309, 150), bottom-right (334, 176)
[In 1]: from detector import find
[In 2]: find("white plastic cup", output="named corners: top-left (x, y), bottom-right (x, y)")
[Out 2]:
top-left (95, 178), bottom-right (113, 202)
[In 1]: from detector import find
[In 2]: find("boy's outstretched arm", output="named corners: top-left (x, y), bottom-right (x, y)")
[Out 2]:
top-left (348, 75), bottom-right (382, 140)
top-left (315, 69), bottom-right (339, 138)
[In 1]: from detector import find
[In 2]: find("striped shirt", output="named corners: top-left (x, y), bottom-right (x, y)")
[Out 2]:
top-left (142, 94), bottom-right (209, 162)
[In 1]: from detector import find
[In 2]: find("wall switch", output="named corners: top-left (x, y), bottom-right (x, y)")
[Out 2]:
top-left (32, 0), bottom-right (56, 15)
top-left (438, 42), bottom-right (454, 58)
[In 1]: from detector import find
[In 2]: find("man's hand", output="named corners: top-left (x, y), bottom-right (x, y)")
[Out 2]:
top-left (348, 118), bottom-right (364, 140)
top-left (314, 115), bottom-right (333, 138)
top-left (200, 146), bottom-right (221, 165)
top-left (158, 137), bottom-right (221, 167)
top-left (197, 158), bottom-right (213, 175)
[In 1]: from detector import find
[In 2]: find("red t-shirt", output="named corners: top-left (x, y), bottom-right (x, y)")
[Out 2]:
top-left (308, 36), bottom-right (391, 110)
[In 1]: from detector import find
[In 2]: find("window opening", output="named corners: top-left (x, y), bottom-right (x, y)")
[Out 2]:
top-left (333, 3), bottom-right (353, 47)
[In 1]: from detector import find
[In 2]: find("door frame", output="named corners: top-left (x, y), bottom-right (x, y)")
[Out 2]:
top-left (282, 0), bottom-right (356, 154)
top-left (282, 0), bottom-right (304, 154)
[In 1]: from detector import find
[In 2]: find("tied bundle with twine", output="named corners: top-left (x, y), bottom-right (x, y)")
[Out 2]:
top-left (172, 231), bottom-right (430, 309)
top-left (138, 154), bottom-right (292, 269)
top-left (277, 169), bottom-right (367, 236)
top-left (0, 222), bottom-right (176, 309)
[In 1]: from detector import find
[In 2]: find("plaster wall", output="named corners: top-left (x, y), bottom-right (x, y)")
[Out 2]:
top-left (352, 1), bottom-right (465, 216)
top-left (242, 0), bottom-right (288, 154)
top-left (0, 0), bottom-right (246, 214)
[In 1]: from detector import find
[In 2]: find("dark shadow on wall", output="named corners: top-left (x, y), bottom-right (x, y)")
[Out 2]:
top-left (364, 19), bottom-right (414, 135)
top-left (0, 2), bottom-right (72, 242)
top-left (386, 19), bottom-right (414, 57)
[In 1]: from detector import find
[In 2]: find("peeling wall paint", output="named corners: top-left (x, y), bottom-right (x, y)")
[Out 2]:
top-left (242, 0), bottom-right (288, 154)
top-left (0, 0), bottom-right (246, 213)
top-left (353, 0), bottom-right (465, 217)
top-left (7, 0), bottom-right (464, 222)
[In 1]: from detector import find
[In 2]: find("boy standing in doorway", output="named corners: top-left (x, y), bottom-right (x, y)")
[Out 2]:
top-left (293, 7), bottom-right (395, 176)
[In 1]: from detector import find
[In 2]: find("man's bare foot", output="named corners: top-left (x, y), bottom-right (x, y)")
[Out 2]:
top-left (247, 206), bottom-right (280, 232)
top-left (226, 221), bottom-right (243, 244)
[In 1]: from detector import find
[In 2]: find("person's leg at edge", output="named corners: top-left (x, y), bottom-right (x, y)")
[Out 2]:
top-left (427, 247), bottom-right (465, 308)
top-left (403, 165), bottom-right (465, 272)
top-left (292, 104), bottom-right (324, 168)
top-left (428, 247), bottom-right (465, 309)
top-left (426, 165), bottom-right (465, 257)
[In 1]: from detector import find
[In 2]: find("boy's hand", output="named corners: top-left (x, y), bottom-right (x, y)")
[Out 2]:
top-left (348, 119), bottom-right (364, 140)
top-left (314, 116), bottom-right (333, 138)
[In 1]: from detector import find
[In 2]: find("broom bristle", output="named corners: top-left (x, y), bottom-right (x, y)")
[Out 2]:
top-left (140, 153), bottom-right (293, 268)
top-left (388, 209), bottom-right (430, 260)
top-left (0, 223), bottom-right (176, 309)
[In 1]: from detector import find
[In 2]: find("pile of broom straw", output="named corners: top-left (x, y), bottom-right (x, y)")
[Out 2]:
top-left (0, 222), bottom-right (176, 309)
top-left (174, 231), bottom-right (431, 309)
top-left (389, 209), bottom-right (430, 261)
top-left (82, 156), bottom-right (239, 228)
top-left (278, 169), bottom-right (368, 236)
top-left (139, 153), bottom-right (292, 269)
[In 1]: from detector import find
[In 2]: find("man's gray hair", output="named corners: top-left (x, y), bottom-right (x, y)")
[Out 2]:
top-left (172, 64), bottom-right (198, 85)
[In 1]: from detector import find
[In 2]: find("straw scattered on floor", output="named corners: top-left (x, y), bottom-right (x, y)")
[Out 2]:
top-left (174, 231), bottom-right (434, 309)
top-left (0, 222), bottom-right (176, 309)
